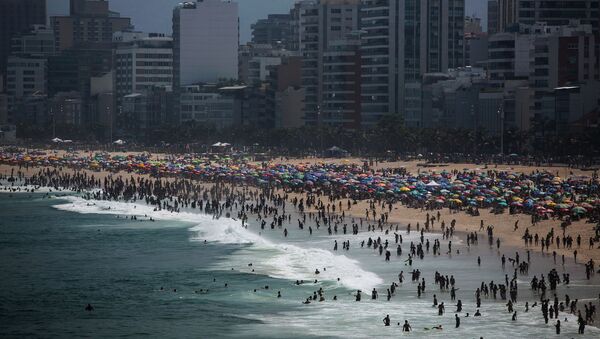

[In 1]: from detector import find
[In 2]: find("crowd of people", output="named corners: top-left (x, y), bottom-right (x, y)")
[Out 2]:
top-left (1, 153), bottom-right (600, 334)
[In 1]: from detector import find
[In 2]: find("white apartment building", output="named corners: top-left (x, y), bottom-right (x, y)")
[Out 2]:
top-left (114, 34), bottom-right (173, 101)
top-left (5, 56), bottom-right (47, 104)
top-left (173, 0), bottom-right (239, 86)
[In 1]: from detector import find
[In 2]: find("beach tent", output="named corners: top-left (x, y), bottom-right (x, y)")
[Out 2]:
top-left (211, 142), bottom-right (232, 153)
top-left (426, 180), bottom-right (440, 187)
top-left (325, 146), bottom-right (349, 158)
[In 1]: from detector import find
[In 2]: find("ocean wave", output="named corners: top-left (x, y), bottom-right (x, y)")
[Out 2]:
top-left (53, 195), bottom-right (383, 292)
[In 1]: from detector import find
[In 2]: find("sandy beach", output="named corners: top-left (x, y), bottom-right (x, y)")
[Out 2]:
top-left (2, 155), bottom-right (598, 264)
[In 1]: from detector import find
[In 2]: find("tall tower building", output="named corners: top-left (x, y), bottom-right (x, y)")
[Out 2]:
top-left (172, 0), bottom-right (239, 87)
top-left (251, 14), bottom-right (297, 51)
top-left (114, 33), bottom-right (173, 102)
top-left (360, 0), bottom-right (465, 127)
top-left (488, 0), bottom-right (499, 34)
top-left (50, 0), bottom-right (132, 51)
top-left (0, 0), bottom-right (46, 78)
top-left (491, 0), bottom-right (600, 34)
top-left (299, 0), bottom-right (362, 128)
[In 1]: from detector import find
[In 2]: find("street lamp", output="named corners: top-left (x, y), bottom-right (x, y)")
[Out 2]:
top-left (498, 104), bottom-right (505, 156)
top-left (470, 104), bottom-right (476, 155)
top-left (50, 107), bottom-right (55, 139)
top-left (317, 104), bottom-right (323, 155)
top-left (106, 105), bottom-right (113, 144)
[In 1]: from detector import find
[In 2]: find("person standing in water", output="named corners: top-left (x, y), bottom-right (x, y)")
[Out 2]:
top-left (383, 314), bottom-right (390, 326)
top-left (402, 320), bottom-right (412, 332)
top-left (455, 314), bottom-right (460, 328)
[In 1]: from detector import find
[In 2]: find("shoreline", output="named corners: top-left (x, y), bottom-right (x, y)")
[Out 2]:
top-left (2, 161), bottom-right (599, 265)
top-left (2, 162), bottom-right (600, 329)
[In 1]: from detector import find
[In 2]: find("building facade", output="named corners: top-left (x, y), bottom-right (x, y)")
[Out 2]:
top-left (10, 25), bottom-right (55, 57)
top-left (360, 0), bottom-right (465, 127)
top-left (251, 14), bottom-right (297, 50)
top-left (173, 0), bottom-right (239, 86)
top-left (50, 0), bottom-right (132, 51)
top-left (299, 0), bottom-right (361, 126)
top-left (0, 0), bottom-right (46, 77)
top-left (179, 85), bottom-right (236, 128)
top-left (114, 34), bottom-right (173, 102)
top-left (5, 56), bottom-right (47, 123)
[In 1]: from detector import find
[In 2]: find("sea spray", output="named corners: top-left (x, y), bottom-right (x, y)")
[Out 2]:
top-left (53, 195), bottom-right (383, 291)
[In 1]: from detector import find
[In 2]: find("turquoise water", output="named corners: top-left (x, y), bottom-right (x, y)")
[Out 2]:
top-left (0, 194), bottom-right (306, 338)
top-left (1, 191), bottom-right (599, 338)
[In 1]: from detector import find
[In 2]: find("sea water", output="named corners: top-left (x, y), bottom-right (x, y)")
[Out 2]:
top-left (0, 191), bottom-right (599, 338)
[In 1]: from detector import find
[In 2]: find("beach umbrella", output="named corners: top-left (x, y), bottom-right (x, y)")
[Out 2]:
top-left (571, 206), bottom-right (587, 215)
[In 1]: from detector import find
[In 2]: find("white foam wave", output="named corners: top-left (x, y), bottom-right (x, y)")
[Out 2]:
top-left (53, 195), bottom-right (383, 291)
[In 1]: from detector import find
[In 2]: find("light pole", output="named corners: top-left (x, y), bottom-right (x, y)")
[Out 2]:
top-left (470, 104), bottom-right (476, 155)
top-left (499, 104), bottom-right (505, 156)
top-left (317, 104), bottom-right (323, 156)
top-left (106, 105), bottom-right (113, 145)
top-left (50, 107), bottom-right (55, 139)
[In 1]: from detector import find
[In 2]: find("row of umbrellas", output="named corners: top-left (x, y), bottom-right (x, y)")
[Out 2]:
top-left (1, 150), bottom-right (599, 217)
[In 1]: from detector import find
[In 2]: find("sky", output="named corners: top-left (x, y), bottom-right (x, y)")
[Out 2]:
top-left (47, 0), bottom-right (488, 43)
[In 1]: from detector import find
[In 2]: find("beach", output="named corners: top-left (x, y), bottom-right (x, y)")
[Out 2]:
top-left (1, 150), bottom-right (599, 337)
top-left (2, 156), bottom-right (598, 263)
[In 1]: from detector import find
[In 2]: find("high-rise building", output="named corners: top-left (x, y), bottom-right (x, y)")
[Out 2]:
top-left (5, 56), bottom-right (47, 122)
top-left (491, 0), bottom-right (600, 34)
top-left (172, 0), bottom-right (239, 87)
top-left (0, 0), bottom-right (46, 78)
top-left (529, 23), bottom-right (598, 120)
top-left (321, 33), bottom-right (362, 128)
top-left (299, 0), bottom-right (361, 127)
top-left (497, 0), bottom-right (518, 33)
top-left (4, 25), bottom-right (55, 125)
top-left (238, 43), bottom-right (296, 85)
top-left (487, 0), bottom-right (499, 34)
top-left (360, 0), bottom-right (465, 127)
top-left (50, 0), bottom-right (132, 51)
top-left (464, 16), bottom-right (487, 67)
top-left (516, 0), bottom-right (599, 30)
top-left (251, 14), bottom-right (297, 50)
top-left (465, 16), bottom-right (483, 35)
top-left (10, 25), bottom-right (55, 57)
top-left (266, 56), bottom-right (304, 128)
top-left (114, 33), bottom-right (173, 102)
top-left (487, 28), bottom-right (534, 86)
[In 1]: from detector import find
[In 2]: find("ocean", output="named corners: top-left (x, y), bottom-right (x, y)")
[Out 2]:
top-left (1, 191), bottom-right (599, 338)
